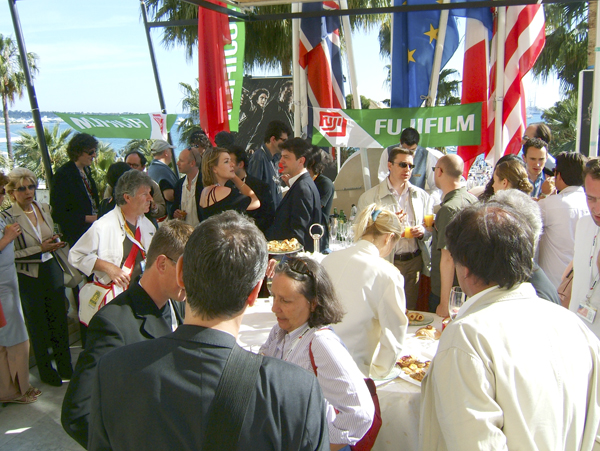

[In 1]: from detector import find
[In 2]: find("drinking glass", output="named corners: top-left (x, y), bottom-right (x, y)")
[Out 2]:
top-left (449, 287), bottom-right (466, 320)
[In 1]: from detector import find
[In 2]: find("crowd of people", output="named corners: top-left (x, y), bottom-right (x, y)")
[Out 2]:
top-left (0, 121), bottom-right (599, 451)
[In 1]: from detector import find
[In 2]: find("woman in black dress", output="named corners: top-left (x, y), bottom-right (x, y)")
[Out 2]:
top-left (198, 147), bottom-right (260, 221)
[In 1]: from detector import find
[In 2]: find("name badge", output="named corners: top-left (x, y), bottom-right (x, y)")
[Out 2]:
top-left (577, 303), bottom-right (597, 324)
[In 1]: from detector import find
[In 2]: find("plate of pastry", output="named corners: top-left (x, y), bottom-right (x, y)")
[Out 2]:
top-left (406, 311), bottom-right (434, 326)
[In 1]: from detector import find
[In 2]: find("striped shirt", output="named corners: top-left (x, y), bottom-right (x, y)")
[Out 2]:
top-left (260, 323), bottom-right (374, 445)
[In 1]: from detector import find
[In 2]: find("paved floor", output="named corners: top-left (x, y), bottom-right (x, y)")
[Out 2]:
top-left (0, 345), bottom-right (84, 451)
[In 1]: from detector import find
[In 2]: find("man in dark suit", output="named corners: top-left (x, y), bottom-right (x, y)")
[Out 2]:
top-left (61, 220), bottom-right (194, 449)
top-left (51, 133), bottom-right (100, 246)
top-left (172, 147), bottom-right (203, 226)
top-left (88, 211), bottom-right (329, 451)
top-left (266, 138), bottom-right (326, 252)
top-left (228, 145), bottom-right (274, 233)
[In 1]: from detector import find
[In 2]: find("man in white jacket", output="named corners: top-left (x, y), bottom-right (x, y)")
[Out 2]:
top-left (420, 201), bottom-right (600, 451)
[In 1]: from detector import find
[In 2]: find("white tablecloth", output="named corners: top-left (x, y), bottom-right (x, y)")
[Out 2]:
top-left (238, 299), bottom-right (444, 451)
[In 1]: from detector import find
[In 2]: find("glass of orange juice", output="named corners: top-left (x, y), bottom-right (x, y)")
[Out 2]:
top-left (424, 214), bottom-right (435, 228)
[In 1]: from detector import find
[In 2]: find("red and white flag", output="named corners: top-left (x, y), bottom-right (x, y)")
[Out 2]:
top-left (485, 5), bottom-right (545, 166)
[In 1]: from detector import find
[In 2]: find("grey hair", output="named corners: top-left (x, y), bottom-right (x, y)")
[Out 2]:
top-left (114, 170), bottom-right (153, 206)
top-left (489, 189), bottom-right (543, 250)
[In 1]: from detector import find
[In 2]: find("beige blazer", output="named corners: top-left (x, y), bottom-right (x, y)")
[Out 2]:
top-left (0, 201), bottom-right (56, 278)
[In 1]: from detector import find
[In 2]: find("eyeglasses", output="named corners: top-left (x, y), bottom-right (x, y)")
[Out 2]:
top-left (391, 162), bottom-right (415, 169)
top-left (165, 255), bottom-right (179, 264)
top-left (279, 258), bottom-right (318, 301)
top-left (127, 163), bottom-right (142, 169)
top-left (16, 184), bottom-right (36, 192)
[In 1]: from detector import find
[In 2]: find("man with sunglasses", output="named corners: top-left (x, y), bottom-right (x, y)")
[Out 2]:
top-left (358, 147), bottom-right (432, 309)
top-left (62, 220), bottom-right (193, 449)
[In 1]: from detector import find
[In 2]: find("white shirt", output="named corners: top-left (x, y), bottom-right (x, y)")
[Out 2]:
top-left (322, 240), bottom-right (408, 378)
top-left (537, 186), bottom-right (589, 288)
top-left (181, 172), bottom-right (199, 227)
top-left (571, 215), bottom-right (600, 338)
top-left (420, 282), bottom-right (600, 451)
top-left (288, 168), bottom-right (308, 188)
top-left (260, 324), bottom-right (374, 445)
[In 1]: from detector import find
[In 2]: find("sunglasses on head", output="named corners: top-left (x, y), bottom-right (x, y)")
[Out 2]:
top-left (279, 258), bottom-right (318, 300)
top-left (16, 184), bottom-right (36, 192)
top-left (392, 162), bottom-right (415, 169)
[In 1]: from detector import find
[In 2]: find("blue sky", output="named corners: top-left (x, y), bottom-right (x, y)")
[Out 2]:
top-left (0, 0), bottom-right (560, 114)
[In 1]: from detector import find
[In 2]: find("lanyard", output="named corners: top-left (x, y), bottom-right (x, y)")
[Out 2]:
top-left (121, 212), bottom-right (146, 260)
top-left (281, 327), bottom-right (311, 361)
top-left (587, 232), bottom-right (600, 304)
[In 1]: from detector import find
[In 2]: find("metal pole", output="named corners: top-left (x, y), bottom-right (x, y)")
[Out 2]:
top-left (589, 0), bottom-right (600, 157)
top-left (339, 0), bottom-right (360, 110)
top-left (292, 3), bottom-right (302, 137)
top-left (493, 7), bottom-right (506, 163)
top-left (427, 0), bottom-right (450, 106)
top-left (7, 0), bottom-right (53, 186)
top-left (141, 0), bottom-right (178, 174)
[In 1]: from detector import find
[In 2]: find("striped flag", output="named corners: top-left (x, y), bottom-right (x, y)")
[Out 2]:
top-left (456, 8), bottom-right (494, 175)
top-left (299, 1), bottom-right (345, 137)
top-left (485, 5), bottom-right (545, 166)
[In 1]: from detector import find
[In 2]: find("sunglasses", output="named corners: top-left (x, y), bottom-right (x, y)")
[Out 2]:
top-left (16, 184), bottom-right (36, 192)
top-left (83, 148), bottom-right (97, 155)
top-left (391, 162), bottom-right (415, 169)
top-left (279, 258), bottom-right (318, 301)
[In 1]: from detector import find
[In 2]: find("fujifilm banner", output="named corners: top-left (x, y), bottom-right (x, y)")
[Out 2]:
top-left (54, 113), bottom-right (178, 140)
top-left (312, 103), bottom-right (482, 148)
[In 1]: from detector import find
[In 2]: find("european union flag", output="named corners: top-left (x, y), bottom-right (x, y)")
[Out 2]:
top-left (391, 0), bottom-right (460, 108)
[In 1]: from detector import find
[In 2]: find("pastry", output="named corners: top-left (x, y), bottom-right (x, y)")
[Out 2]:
top-left (415, 325), bottom-right (441, 340)
top-left (407, 311), bottom-right (424, 322)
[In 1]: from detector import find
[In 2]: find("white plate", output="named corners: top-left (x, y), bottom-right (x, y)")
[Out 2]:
top-left (408, 312), bottom-right (435, 326)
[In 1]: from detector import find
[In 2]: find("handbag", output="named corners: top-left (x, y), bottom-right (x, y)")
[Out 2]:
top-left (308, 339), bottom-right (382, 451)
top-left (204, 345), bottom-right (263, 450)
top-left (78, 230), bottom-right (143, 326)
top-left (53, 244), bottom-right (83, 288)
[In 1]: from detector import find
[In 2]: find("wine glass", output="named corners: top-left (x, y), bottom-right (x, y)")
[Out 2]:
top-left (449, 287), bottom-right (466, 320)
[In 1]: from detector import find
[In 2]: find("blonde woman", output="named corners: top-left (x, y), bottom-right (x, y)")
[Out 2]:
top-left (0, 171), bottom-right (41, 403)
top-left (198, 147), bottom-right (260, 221)
top-left (1, 168), bottom-right (72, 387)
top-left (492, 159), bottom-right (534, 195)
top-left (321, 204), bottom-right (409, 379)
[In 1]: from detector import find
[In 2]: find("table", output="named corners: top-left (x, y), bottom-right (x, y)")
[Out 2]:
top-left (238, 299), bottom-right (443, 451)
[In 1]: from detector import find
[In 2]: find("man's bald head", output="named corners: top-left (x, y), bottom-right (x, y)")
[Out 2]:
top-left (438, 154), bottom-right (464, 180)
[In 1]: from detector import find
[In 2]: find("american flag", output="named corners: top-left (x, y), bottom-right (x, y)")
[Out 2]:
top-left (486, 5), bottom-right (546, 165)
top-left (299, 1), bottom-right (345, 137)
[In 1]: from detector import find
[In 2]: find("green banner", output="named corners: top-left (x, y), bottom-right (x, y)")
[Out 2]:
top-left (312, 103), bottom-right (482, 148)
top-left (54, 113), bottom-right (178, 139)
top-left (226, 7), bottom-right (245, 132)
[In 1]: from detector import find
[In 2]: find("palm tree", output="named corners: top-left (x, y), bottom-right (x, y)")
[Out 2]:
top-left (541, 96), bottom-right (578, 154)
top-left (177, 81), bottom-right (203, 145)
top-left (13, 124), bottom-right (71, 181)
top-left (89, 142), bottom-right (117, 196)
top-left (122, 139), bottom-right (154, 161)
top-left (144, 0), bottom-right (389, 75)
top-left (0, 34), bottom-right (38, 165)
top-left (435, 68), bottom-right (460, 106)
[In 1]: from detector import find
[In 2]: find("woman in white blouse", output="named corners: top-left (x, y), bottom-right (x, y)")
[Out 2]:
top-left (322, 204), bottom-right (408, 379)
top-left (260, 257), bottom-right (374, 451)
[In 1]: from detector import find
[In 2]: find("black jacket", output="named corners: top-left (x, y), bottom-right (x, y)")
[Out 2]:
top-left (61, 281), bottom-right (185, 449)
top-left (171, 173), bottom-right (203, 222)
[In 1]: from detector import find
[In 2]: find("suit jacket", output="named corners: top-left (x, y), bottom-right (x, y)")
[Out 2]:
top-left (51, 161), bottom-right (100, 246)
top-left (61, 281), bottom-right (185, 449)
top-left (245, 174), bottom-right (275, 233)
top-left (171, 173), bottom-right (202, 222)
top-left (266, 172), bottom-right (325, 253)
top-left (88, 325), bottom-right (329, 451)
top-left (0, 201), bottom-right (57, 278)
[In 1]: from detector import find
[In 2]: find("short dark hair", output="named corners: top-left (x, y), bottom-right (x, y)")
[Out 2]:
top-left (67, 133), bottom-right (98, 162)
top-left (388, 147), bottom-right (415, 163)
top-left (555, 152), bottom-right (588, 186)
top-left (106, 162), bottom-right (132, 189)
top-left (400, 128), bottom-right (420, 147)
top-left (523, 137), bottom-right (548, 157)
top-left (182, 211), bottom-right (268, 319)
top-left (145, 220), bottom-right (194, 269)
top-left (306, 146), bottom-right (332, 175)
top-left (533, 123), bottom-right (552, 144)
top-left (228, 145), bottom-right (249, 169)
top-left (275, 257), bottom-right (344, 328)
top-left (124, 150), bottom-right (147, 168)
top-left (114, 169), bottom-right (153, 206)
top-left (446, 203), bottom-right (534, 289)
top-left (280, 137), bottom-right (311, 164)
top-left (263, 120), bottom-right (292, 144)
top-left (584, 158), bottom-right (600, 181)
top-left (214, 131), bottom-right (236, 148)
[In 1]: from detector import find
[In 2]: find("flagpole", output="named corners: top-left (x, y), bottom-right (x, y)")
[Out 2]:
top-left (292, 2), bottom-right (302, 138)
top-left (589, 0), bottom-right (600, 157)
top-left (493, 7), bottom-right (506, 163)
top-left (427, 0), bottom-right (450, 107)
top-left (339, 0), bottom-right (359, 109)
